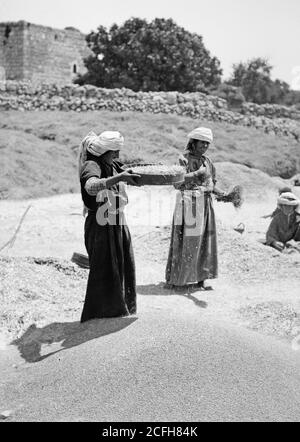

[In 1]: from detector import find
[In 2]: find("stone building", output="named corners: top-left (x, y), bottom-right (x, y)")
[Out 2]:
top-left (0, 21), bottom-right (91, 84)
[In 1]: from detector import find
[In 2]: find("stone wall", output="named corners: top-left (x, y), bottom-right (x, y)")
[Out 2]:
top-left (0, 81), bottom-right (299, 141)
top-left (0, 21), bottom-right (91, 84)
top-left (241, 102), bottom-right (300, 121)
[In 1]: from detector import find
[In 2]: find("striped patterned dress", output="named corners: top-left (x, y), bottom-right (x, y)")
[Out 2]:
top-left (165, 153), bottom-right (218, 286)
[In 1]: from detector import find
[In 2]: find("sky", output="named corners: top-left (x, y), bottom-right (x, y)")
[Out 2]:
top-left (1, 0), bottom-right (300, 89)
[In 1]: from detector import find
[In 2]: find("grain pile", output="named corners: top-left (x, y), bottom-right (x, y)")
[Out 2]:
top-left (0, 257), bottom-right (87, 339)
top-left (135, 222), bottom-right (300, 285)
top-left (131, 165), bottom-right (185, 175)
top-left (1, 219), bottom-right (300, 342)
top-left (215, 162), bottom-right (291, 202)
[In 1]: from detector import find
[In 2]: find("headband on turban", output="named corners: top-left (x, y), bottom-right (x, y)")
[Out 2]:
top-left (187, 127), bottom-right (213, 144)
top-left (277, 192), bottom-right (300, 206)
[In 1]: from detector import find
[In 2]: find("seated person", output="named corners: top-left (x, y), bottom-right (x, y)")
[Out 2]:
top-left (262, 186), bottom-right (292, 219)
top-left (266, 192), bottom-right (300, 252)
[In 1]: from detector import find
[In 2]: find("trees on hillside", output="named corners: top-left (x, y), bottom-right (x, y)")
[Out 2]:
top-left (76, 18), bottom-right (222, 92)
top-left (76, 18), bottom-right (300, 107)
top-left (227, 58), bottom-right (293, 105)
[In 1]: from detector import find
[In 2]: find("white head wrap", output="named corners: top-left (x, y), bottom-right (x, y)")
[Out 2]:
top-left (188, 127), bottom-right (213, 143)
top-left (78, 130), bottom-right (124, 177)
top-left (277, 192), bottom-right (300, 206)
top-left (85, 131), bottom-right (124, 156)
top-left (78, 130), bottom-right (125, 216)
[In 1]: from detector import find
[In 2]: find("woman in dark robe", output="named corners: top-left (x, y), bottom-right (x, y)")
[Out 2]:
top-left (78, 131), bottom-right (140, 322)
top-left (165, 127), bottom-right (227, 290)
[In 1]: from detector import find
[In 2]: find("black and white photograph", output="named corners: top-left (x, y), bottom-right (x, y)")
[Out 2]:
top-left (0, 0), bottom-right (300, 425)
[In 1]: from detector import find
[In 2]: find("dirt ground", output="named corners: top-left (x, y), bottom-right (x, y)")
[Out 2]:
top-left (1, 184), bottom-right (300, 350)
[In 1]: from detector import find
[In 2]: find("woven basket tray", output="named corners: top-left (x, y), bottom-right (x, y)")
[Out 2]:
top-left (124, 163), bottom-right (185, 186)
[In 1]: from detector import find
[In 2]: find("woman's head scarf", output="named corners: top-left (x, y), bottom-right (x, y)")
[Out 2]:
top-left (277, 192), bottom-right (300, 207)
top-left (187, 127), bottom-right (213, 144)
top-left (78, 131), bottom-right (124, 177)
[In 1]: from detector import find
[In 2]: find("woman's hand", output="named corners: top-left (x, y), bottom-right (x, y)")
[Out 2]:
top-left (194, 165), bottom-right (208, 177)
top-left (119, 170), bottom-right (141, 186)
top-left (272, 241), bottom-right (285, 252)
top-left (178, 155), bottom-right (188, 167)
top-left (214, 188), bottom-right (228, 200)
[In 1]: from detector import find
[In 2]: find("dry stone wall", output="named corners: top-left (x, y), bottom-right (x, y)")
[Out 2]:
top-left (242, 102), bottom-right (300, 121)
top-left (0, 81), bottom-right (299, 141)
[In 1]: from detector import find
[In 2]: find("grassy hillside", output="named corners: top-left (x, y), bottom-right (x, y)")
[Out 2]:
top-left (1, 110), bottom-right (299, 200)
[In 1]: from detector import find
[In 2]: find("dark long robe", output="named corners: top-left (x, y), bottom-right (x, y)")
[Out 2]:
top-left (80, 156), bottom-right (136, 322)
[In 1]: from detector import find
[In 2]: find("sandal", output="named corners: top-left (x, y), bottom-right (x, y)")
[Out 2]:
top-left (197, 281), bottom-right (213, 291)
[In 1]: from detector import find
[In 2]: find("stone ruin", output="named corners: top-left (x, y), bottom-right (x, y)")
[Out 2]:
top-left (0, 20), bottom-right (91, 85)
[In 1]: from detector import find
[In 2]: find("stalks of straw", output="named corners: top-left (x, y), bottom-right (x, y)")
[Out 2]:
top-left (217, 186), bottom-right (244, 208)
top-left (0, 205), bottom-right (32, 253)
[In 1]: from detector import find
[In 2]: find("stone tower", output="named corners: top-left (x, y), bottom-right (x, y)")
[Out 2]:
top-left (0, 21), bottom-right (91, 84)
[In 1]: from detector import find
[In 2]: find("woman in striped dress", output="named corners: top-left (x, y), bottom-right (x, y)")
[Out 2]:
top-left (165, 127), bottom-right (226, 290)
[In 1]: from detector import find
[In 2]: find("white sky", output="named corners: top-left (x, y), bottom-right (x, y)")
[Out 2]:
top-left (1, 0), bottom-right (299, 89)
